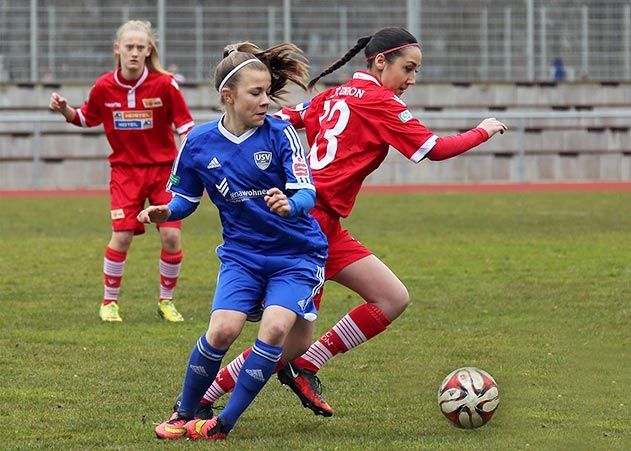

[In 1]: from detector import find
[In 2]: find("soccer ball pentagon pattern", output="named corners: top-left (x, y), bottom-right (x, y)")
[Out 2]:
top-left (437, 367), bottom-right (500, 429)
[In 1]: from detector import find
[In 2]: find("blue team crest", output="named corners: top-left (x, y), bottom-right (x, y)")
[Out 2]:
top-left (254, 151), bottom-right (272, 170)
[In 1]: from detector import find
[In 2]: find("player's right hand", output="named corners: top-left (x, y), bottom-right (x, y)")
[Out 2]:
top-left (476, 117), bottom-right (508, 137)
top-left (49, 92), bottom-right (68, 112)
top-left (137, 205), bottom-right (171, 224)
top-left (265, 187), bottom-right (291, 217)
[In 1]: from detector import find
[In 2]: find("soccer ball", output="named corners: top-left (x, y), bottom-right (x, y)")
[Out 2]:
top-left (437, 367), bottom-right (500, 429)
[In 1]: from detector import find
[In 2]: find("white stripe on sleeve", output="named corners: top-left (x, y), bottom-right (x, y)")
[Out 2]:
top-left (410, 134), bottom-right (438, 163)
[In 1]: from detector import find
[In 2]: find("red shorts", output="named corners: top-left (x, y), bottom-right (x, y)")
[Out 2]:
top-left (109, 164), bottom-right (182, 235)
top-left (311, 207), bottom-right (372, 308)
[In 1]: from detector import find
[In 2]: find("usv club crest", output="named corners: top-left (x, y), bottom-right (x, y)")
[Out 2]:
top-left (254, 151), bottom-right (272, 170)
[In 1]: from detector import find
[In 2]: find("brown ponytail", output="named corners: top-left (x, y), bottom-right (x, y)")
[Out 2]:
top-left (214, 41), bottom-right (309, 101)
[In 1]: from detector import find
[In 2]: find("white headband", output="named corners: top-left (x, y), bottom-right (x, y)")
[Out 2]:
top-left (218, 58), bottom-right (260, 92)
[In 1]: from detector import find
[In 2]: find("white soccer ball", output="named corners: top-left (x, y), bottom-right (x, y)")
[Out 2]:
top-left (437, 367), bottom-right (500, 429)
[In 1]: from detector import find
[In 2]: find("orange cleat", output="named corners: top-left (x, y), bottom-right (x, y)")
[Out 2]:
top-left (154, 412), bottom-right (189, 440)
top-left (185, 417), bottom-right (230, 441)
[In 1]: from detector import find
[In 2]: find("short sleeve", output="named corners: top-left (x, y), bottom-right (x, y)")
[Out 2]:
top-left (167, 135), bottom-right (204, 202)
top-left (377, 94), bottom-right (438, 163)
top-left (72, 83), bottom-right (104, 128)
top-left (168, 77), bottom-right (195, 135)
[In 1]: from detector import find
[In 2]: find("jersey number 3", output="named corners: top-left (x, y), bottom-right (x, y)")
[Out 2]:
top-left (309, 100), bottom-right (350, 170)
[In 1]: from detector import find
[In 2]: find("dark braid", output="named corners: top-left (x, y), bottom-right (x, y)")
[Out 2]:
top-left (308, 27), bottom-right (418, 90)
top-left (307, 36), bottom-right (371, 90)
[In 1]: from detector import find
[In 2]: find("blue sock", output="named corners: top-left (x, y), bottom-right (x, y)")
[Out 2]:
top-left (219, 339), bottom-right (282, 430)
top-left (178, 335), bottom-right (227, 418)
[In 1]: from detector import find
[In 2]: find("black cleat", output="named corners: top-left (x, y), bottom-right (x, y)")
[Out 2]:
top-left (172, 393), bottom-right (214, 419)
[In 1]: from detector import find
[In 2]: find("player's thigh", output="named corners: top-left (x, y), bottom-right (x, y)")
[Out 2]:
top-left (331, 254), bottom-right (409, 316)
top-left (265, 255), bottom-right (325, 322)
top-left (109, 165), bottom-right (146, 234)
top-left (212, 256), bottom-right (266, 326)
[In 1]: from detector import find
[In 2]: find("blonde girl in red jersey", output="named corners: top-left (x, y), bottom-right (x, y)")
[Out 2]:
top-left (191, 27), bottom-right (507, 417)
top-left (49, 20), bottom-right (194, 323)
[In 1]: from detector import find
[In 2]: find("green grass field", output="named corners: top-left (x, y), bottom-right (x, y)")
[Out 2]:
top-left (1, 191), bottom-right (630, 450)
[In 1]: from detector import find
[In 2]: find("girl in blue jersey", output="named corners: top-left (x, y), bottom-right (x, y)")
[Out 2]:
top-left (138, 42), bottom-right (327, 441)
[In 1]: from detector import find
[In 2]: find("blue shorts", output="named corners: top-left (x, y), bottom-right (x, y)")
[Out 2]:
top-left (212, 246), bottom-right (326, 322)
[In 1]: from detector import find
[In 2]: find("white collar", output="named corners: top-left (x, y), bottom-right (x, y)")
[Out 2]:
top-left (114, 66), bottom-right (149, 90)
top-left (352, 71), bottom-right (381, 86)
top-left (218, 115), bottom-right (258, 144)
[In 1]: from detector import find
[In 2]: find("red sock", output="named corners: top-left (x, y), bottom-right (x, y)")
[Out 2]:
top-left (159, 249), bottom-right (183, 300)
top-left (103, 246), bottom-right (126, 304)
top-left (200, 346), bottom-right (286, 405)
top-left (293, 303), bottom-right (391, 373)
top-left (202, 347), bottom-right (252, 404)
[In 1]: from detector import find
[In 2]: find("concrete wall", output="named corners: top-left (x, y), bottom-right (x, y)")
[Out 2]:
top-left (1, 81), bottom-right (630, 189)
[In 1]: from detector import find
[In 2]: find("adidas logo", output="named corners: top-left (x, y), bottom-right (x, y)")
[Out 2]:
top-left (207, 157), bottom-right (221, 169)
top-left (245, 368), bottom-right (265, 382)
top-left (190, 364), bottom-right (209, 377)
top-left (297, 299), bottom-right (308, 311)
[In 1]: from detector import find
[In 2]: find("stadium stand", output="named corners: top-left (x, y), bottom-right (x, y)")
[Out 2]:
top-left (1, 81), bottom-right (630, 189)
top-left (1, 0), bottom-right (630, 188)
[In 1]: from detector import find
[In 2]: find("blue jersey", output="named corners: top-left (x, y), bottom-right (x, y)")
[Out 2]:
top-left (168, 114), bottom-right (327, 256)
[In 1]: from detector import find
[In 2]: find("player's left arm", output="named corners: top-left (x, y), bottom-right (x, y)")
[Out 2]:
top-left (379, 95), bottom-right (507, 163)
top-left (426, 118), bottom-right (507, 161)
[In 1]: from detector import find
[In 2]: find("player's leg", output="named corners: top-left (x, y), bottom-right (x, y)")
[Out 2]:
top-left (188, 306), bottom-right (295, 440)
top-left (156, 226), bottom-right (184, 321)
top-left (196, 287), bottom-right (318, 409)
top-left (294, 254), bottom-right (408, 373)
top-left (101, 230), bottom-right (134, 322)
top-left (281, 218), bottom-right (408, 415)
top-left (187, 254), bottom-right (323, 440)
top-left (200, 313), bottom-right (315, 402)
top-left (151, 164), bottom-right (186, 321)
top-left (157, 250), bottom-right (266, 439)
top-left (155, 310), bottom-right (246, 439)
top-left (101, 165), bottom-right (147, 321)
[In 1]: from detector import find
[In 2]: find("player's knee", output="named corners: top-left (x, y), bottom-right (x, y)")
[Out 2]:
top-left (206, 324), bottom-right (240, 349)
top-left (381, 283), bottom-right (410, 318)
top-left (258, 321), bottom-right (290, 346)
top-left (160, 231), bottom-right (181, 251)
top-left (110, 232), bottom-right (133, 251)
top-left (395, 285), bottom-right (410, 310)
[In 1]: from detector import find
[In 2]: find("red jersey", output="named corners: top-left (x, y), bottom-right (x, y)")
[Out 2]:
top-left (279, 71), bottom-right (437, 218)
top-left (71, 67), bottom-right (194, 166)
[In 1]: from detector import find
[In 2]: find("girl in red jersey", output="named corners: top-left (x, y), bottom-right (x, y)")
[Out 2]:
top-left (193, 27), bottom-right (507, 417)
top-left (49, 20), bottom-right (194, 323)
